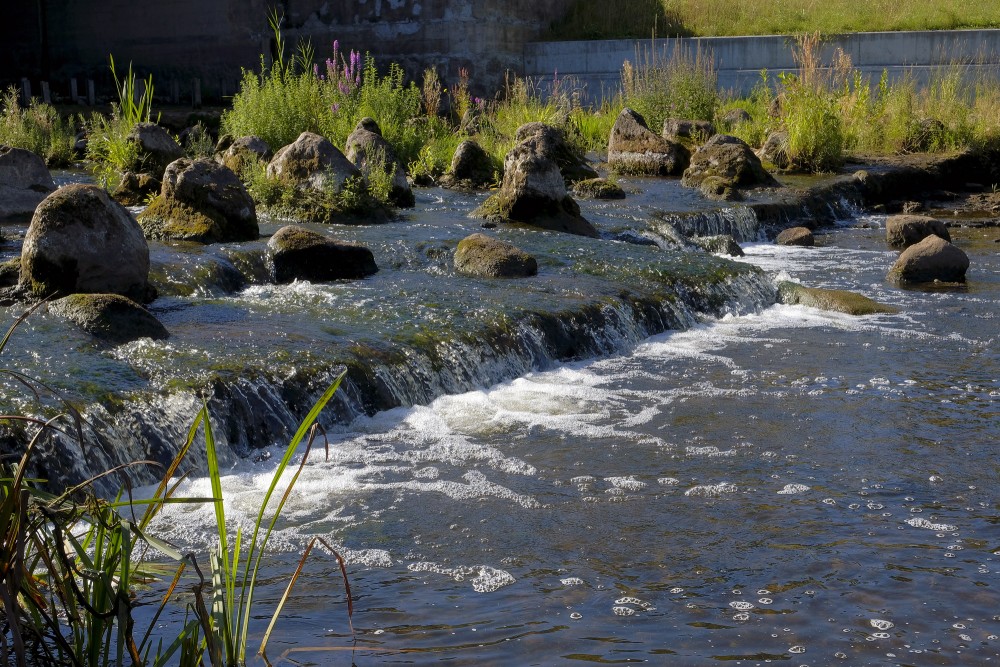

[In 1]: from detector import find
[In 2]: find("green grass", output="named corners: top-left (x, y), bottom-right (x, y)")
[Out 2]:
top-left (0, 86), bottom-right (76, 166)
top-left (548, 0), bottom-right (1000, 39)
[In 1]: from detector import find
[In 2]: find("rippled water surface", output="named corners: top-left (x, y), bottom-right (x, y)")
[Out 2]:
top-left (141, 212), bottom-right (1000, 665)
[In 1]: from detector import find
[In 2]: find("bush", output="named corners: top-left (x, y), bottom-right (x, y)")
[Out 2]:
top-left (0, 86), bottom-right (76, 166)
top-left (621, 43), bottom-right (718, 133)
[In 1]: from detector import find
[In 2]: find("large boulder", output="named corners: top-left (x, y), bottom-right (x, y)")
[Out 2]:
top-left (778, 281), bottom-right (898, 315)
top-left (514, 122), bottom-right (598, 184)
top-left (662, 118), bottom-right (715, 142)
top-left (608, 108), bottom-right (689, 176)
top-left (885, 214), bottom-right (950, 249)
top-left (887, 234), bottom-right (969, 284)
top-left (138, 158), bottom-right (258, 243)
top-left (112, 171), bottom-right (161, 206)
top-left (49, 293), bottom-right (169, 343)
top-left (266, 225), bottom-right (378, 283)
top-left (20, 184), bottom-right (152, 302)
top-left (473, 138), bottom-right (599, 238)
top-left (682, 134), bottom-right (778, 191)
top-left (345, 118), bottom-right (414, 207)
top-left (127, 122), bottom-right (183, 176)
top-left (266, 131), bottom-right (362, 194)
top-left (218, 135), bottom-right (272, 173)
top-left (454, 233), bottom-right (538, 278)
top-left (776, 227), bottom-right (814, 247)
top-left (0, 146), bottom-right (56, 220)
top-left (691, 235), bottom-right (744, 257)
top-left (441, 139), bottom-right (495, 190)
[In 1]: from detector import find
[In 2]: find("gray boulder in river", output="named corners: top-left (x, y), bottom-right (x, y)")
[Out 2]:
top-left (266, 131), bottom-right (362, 194)
top-left (454, 233), bottom-right (538, 278)
top-left (441, 139), bottom-right (495, 190)
top-left (126, 122), bottom-right (183, 176)
top-left (887, 234), bottom-right (969, 284)
top-left (267, 225), bottom-right (378, 283)
top-left (0, 145), bottom-right (55, 220)
top-left (20, 184), bottom-right (153, 302)
top-left (345, 118), bottom-right (414, 207)
top-left (682, 134), bottom-right (778, 192)
top-left (608, 108), bottom-right (689, 176)
top-left (139, 158), bottom-right (259, 243)
top-left (885, 214), bottom-right (950, 249)
top-left (49, 293), bottom-right (169, 343)
top-left (514, 122), bottom-right (598, 184)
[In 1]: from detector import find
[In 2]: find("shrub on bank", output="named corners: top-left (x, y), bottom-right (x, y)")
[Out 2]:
top-left (0, 87), bottom-right (76, 167)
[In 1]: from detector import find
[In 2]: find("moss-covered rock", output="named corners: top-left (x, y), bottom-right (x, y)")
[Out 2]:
top-left (112, 171), bottom-right (161, 206)
top-left (682, 134), bottom-right (778, 192)
top-left (0, 145), bottom-right (55, 221)
top-left (218, 135), bottom-right (272, 174)
top-left (608, 108), bottom-right (690, 176)
top-left (441, 139), bottom-right (495, 190)
top-left (266, 225), bottom-right (378, 283)
top-left (691, 235), bottom-right (745, 257)
top-left (778, 281), bottom-right (898, 315)
top-left (454, 233), bottom-right (538, 278)
top-left (514, 122), bottom-right (598, 184)
top-left (49, 293), bottom-right (169, 343)
top-left (0, 258), bottom-right (20, 287)
top-left (345, 118), bottom-right (414, 207)
top-left (572, 178), bottom-right (626, 200)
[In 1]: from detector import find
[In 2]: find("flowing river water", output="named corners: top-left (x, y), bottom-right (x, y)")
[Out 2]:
top-left (4, 174), bottom-right (1000, 665)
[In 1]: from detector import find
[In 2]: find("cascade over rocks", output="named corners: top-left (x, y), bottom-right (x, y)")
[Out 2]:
top-left (885, 214), bottom-right (950, 249)
top-left (139, 158), bottom-right (259, 243)
top-left (682, 134), bottom-right (778, 193)
top-left (345, 118), bottom-right (414, 207)
top-left (776, 226), bottom-right (814, 247)
top-left (514, 122), bottom-right (598, 184)
top-left (608, 108), bottom-right (690, 176)
top-left (0, 145), bottom-right (55, 220)
top-left (20, 184), bottom-right (153, 302)
top-left (266, 225), bottom-right (378, 283)
top-left (473, 128), bottom-right (598, 237)
top-left (49, 293), bottom-right (169, 343)
top-left (218, 135), bottom-right (272, 173)
top-left (266, 131), bottom-right (362, 194)
top-left (127, 122), bottom-right (183, 176)
top-left (454, 233), bottom-right (538, 278)
top-left (887, 234), bottom-right (969, 284)
top-left (441, 139), bottom-right (495, 189)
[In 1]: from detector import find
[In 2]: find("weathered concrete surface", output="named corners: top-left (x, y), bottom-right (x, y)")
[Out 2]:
top-left (525, 30), bottom-right (1000, 102)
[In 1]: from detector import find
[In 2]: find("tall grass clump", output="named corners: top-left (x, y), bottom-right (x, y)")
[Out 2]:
top-left (621, 43), bottom-right (718, 133)
top-left (0, 87), bottom-right (76, 166)
top-left (85, 55), bottom-right (155, 187)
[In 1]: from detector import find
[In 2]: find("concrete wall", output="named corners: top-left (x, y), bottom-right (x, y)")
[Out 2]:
top-left (524, 30), bottom-right (1000, 103)
top-left (0, 0), bottom-right (573, 104)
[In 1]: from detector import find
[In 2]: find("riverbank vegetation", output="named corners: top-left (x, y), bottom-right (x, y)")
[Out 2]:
top-left (548, 0), bottom-right (1000, 40)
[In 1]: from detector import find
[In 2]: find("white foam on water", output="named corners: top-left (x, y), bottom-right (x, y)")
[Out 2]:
top-left (605, 476), bottom-right (648, 491)
top-left (777, 483), bottom-right (811, 495)
top-left (686, 482), bottom-right (738, 497)
top-left (407, 561), bottom-right (515, 593)
top-left (906, 517), bottom-right (958, 532)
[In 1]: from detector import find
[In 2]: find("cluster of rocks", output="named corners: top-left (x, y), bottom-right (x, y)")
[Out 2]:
top-left (885, 214), bottom-right (968, 284)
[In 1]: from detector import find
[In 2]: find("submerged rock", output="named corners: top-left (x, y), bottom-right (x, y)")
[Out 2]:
top-left (0, 145), bottom-right (55, 220)
top-left (778, 281), bottom-right (898, 315)
top-left (345, 118), bottom-right (414, 207)
top-left (776, 227), bottom-right (814, 247)
top-left (887, 234), bottom-right (969, 284)
top-left (691, 235), bottom-right (745, 257)
top-left (454, 233), bottom-right (538, 278)
top-left (267, 225), bottom-right (378, 283)
top-left (608, 108), bottom-right (689, 176)
top-left (441, 139), bottom-right (495, 190)
top-left (49, 293), bottom-right (169, 343)
top-left (139, 158), bottom-right (258, 243)
top-left (473, 132), bottom-right (598, 238)
top-left (20, 184), bottom-right (152, 302)
top-left (266, 131), bottom-right (362, 194)
top-left (127, 122), bottom-right (183, 176)
top-left (885, 214), bottom-right (950, 249)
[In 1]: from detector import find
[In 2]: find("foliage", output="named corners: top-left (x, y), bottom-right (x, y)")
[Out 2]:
top-left (0, 87), bottom-right (76, 166)
top-left (245, 160), bottom-right (390, 222)
top-left (85, 55), bottom-right (155, 188)
top-left (479, 74), bottom-right (569, 165)
top-left (548, 0), bottom-right (1000, 40)
top-left (621, 43), bottom-right (718, 132)
top-left (422, 67), bottom-right (443, 118)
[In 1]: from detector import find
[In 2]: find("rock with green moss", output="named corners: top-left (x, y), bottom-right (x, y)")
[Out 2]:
top-left (127, 122), bottom-right (183, 176)
top-left (218, 135), bottom-right (272, 173)
top-left (608, 108), bottom-right (690, 176)
top-left (112, 171), bottom-right (161, 206)
top-left (266, 131), bottom-right (362, 194)
top-left (887, 234), bottom-right (969, 284)
top-left (698, 175), bottom-right (740, 201)
top-left (266, 225), bottom-right (378, 283)
top-left (345, 118), bottom-right (414, 208)
top-left (778, 281), bottom-right (898, 315)
top-left (138, 158), bottom-right (258, 243)
top-left (757, 131), bottom-right (790, 169)
top-left (515, 122), bottom-right (598, 184)
top-left (473, 137), bottom-right (598, 238)
top-left (572, 178), bottom-right (626, 200)
top-left (454, 233), bottom-right (538, 278)
top-left (49, 293), bottom-right (169, 343)
top-left (0, 258), bottom-right (20, 287)
top-left (20, 184), bottom-right (153, 302)
top-left (663, 118), bottom-right (716, 142)
top-left (885, 214), bottom-right (950, 249)
top-left (682, 134), bottom-right (778, 193)
top-left (441, 140), bottom-right (494, 190)
top-left (691, 235), bottom-right (744, 257)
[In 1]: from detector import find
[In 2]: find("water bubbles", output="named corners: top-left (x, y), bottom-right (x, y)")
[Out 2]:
top-left (929, 475), bottom-right (943, 482)
top-left (733, 612), bottom-right (750, 621)
top-left (778, 483), bottom-right (811, 495)
top-left (561, 577), bottom-right (584, 586)
top-left (823, 498), bottom-right (837, 505)
top-left (789, 645), bottom-right (806, 654)
top-left (906, 517), bottom-right (958, 531)
top-left (960, 634), bottom-right (972, 641)
top-left (570, 612), bottom-right (583, 620)
top-left (658, 477), bottom-right (681, 486)
top-left (670, 587), bottom-right (684, 594)
top-left (872, 632), bottom-right (890, 639)
top-left (613, 606), bottom-right (636, 616)
top-left (606, 476), bottom-right (648, 492)
top-left (870, 619), bottom-right (894, 630)
top-left (759, 598), bottom-right (773, 605)
top-left (952, 623), bottom-right (966, 629)
top-left (757, 589), bottom-right (771, 595)
top-left (615, 596), bottom-right (644, 605)
top-left (685, 482), bottom-right (738, 497)
top-left (730, 601), bottom-right (755, 611)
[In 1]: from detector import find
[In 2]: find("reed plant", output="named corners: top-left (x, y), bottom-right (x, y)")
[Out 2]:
top-left (0, 87), bottom-right (76, 166)
top-left (621, 42), bottom-right (718, 133)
